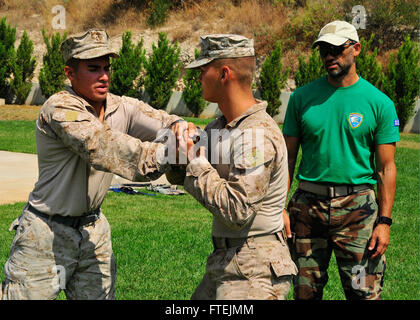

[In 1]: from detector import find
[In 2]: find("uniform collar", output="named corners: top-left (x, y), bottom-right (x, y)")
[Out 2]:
top-left (66, 86), bottom-right (120, 117)
top-left (224, 100), bottom-right (268, 129)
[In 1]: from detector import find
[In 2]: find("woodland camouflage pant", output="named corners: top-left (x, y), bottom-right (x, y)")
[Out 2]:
top-left (287, 188), bottom-right (386, 300)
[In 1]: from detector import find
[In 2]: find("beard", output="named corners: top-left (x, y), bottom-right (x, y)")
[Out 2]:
top-left (325, 60), bottom-right (352, 79)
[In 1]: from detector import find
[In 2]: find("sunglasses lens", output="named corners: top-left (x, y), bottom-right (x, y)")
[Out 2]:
top-left (319, 44), bottom-right (346, 57)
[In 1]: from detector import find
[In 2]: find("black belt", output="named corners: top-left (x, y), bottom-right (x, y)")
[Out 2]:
top-left (298, 181), bottom-right (373, 198)
top-left (26, 204), bottom-right (100, 229)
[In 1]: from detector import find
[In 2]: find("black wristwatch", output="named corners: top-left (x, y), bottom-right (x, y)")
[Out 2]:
top-left (377, 216), bottom-right (392, 226)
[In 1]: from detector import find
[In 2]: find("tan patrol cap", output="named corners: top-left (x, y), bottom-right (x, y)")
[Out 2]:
top-left (185, 34), bottom-right (254, 69)
top-left (312, 20), bottom-right (359, 48)
top-left (61, 29), bottom-right (119, 63)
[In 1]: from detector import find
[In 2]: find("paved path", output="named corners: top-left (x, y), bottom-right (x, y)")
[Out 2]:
top-left (0, 151), bottom-right (168, 205)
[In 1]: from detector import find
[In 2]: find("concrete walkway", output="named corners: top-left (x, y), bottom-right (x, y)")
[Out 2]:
top-left (0, 151), bottom-right (169, 205)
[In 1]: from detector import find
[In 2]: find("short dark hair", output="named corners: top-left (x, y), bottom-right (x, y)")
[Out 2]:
top-left (65, 57), bottom-right (80, 71)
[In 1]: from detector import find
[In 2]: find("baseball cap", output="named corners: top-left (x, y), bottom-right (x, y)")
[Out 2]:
top-left (61, 29), bottom-right (119, 63)
top-left (185, 34), bottom-right (254, 69)
top-left (312, 20), bottom-right (359, 48)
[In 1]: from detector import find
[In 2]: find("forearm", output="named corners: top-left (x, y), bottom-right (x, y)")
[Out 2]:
top-left (376, 162), bottom-right (397, 218)
top-left (184, 157), bottom-right (260, 230)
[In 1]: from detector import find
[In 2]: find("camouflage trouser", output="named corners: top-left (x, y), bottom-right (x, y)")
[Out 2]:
top-left (0, 207), bottom-right (116, 300)
top-left (287, 188), bottom-right (386, 300)
top-left (191, 232), bottom-right (298, 300)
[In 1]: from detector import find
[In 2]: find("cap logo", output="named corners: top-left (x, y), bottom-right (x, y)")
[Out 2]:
top-left (349, 113), bottom-right (363, 128)
top-left (323, 25), bottom-right (337, 34)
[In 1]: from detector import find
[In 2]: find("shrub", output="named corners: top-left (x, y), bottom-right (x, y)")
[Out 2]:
top-left (110, 31), bottom-right (146, 98)
top-left (144, 32), bottom-right (181, 110)
top-left (39, 30), bottom-right (67, 98)
top-left (382, 36), bottom-right (420, 131)
top-left (10, 31), bottom-right (37, 104)
top-left (0, 17), bottom-right (16, 99)
top-left (294, 48), bottom-right (325, 88)
top-left (258, 41), bottom-right (289, 117)
top-left (147, 0), bottom-right (172, 28)
top-left (182, 49), bottom-right (207, 117)
top-left (356, 34), bottom-right (384, 89)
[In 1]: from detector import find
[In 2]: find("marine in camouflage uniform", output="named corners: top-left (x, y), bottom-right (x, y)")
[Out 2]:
top-left (0, 29), bottom-right (185, 300)
top-left (283, 21), bottom-right (399, 300)
top-left (176, 34), bottom-right (297, 300)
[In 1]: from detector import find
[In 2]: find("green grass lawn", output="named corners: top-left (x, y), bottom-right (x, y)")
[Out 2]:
top-left (0, 119), bottom-right (418, 300)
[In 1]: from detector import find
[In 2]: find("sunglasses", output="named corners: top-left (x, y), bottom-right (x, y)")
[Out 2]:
top-left (318, 41), bottom-right (357, 58)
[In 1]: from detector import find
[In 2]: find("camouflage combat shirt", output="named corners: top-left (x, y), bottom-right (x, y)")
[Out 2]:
top-left (184, 100), bottom-right (289, 238)
top-left (28, 87), bottom-right (181, 217)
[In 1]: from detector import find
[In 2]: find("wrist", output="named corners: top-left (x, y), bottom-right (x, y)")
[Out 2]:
top-left (376, 216), bottom-right (392, 226)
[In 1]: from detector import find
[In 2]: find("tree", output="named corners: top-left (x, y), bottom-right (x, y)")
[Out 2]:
top-left (39, 30), bottom-right (67, 98)
top-left (182, 49), bottom-right (207, 117)
top-left (0, 17), bottom-right (16, 99)
top-left (10, 31), bottom-right (37, 104)
top-left (356, 34), bottom-right (384, 89)
top-left (383, 36), bottom-right (420, 131)
top-left (258, 41), bottom-right (289, 117)
top-left (294, 48), bottom-right (325, 88)
top-left (110, 31), bottom-right (146, 98)
top-left (144, 32), bottom-right (181, 110)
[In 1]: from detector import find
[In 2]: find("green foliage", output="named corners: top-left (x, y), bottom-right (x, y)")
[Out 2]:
top-left (182, 49), bottom-right (207, 117)
top-left (144, 32), bottom-right (181, 110)
top-left (10, 31), bottom-right (37, 104)
top-left (147, 0), bottom-right (172, 28)
top-left (356, 34), bottom-right (384, 89)
top-left (0, 17), bottom-right (16, 99)
top-left (294, 48), bottom-right (325, 88)
top-left (258, 41), bottom-right (289, 117)
top-left (38, 30), bottom-right (67, 99)
top-left (110, 31), bottom-right (146, 98)
top-left (382, 36), bottom-right (420, 131)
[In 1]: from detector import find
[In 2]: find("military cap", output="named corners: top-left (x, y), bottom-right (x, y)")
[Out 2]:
top-left (61, 29), bottom-right (119, 63)
top-left (185, 34), bottom-right (254, 69)
top-left (312, 20), bottom-right (359, 48)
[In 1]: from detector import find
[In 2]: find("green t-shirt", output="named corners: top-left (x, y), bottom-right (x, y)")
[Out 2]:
top-left (283, 76), bottom-right (400, 185)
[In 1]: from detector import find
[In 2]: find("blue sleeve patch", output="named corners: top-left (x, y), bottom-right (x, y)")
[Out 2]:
top-left (394, 119), bottom-right (400, 126)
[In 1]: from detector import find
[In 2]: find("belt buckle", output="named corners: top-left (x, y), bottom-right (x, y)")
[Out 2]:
top-left (328, 186), bottom-right (335, 198)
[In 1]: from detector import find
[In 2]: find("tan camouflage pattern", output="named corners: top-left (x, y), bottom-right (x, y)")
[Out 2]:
top-left (185, 34), bottom-right (255, 69)
top-left (287, 188), bottom-right (386, 300)
top-left (29, 87), bottom-right (180, 217)
top-left (191, 233), bottom-right (295, 300)
top-left (61, 29), bottom-right (119, 63)
top-left (185, 101), bottom-right (290, 238)
top-left (1, 208), bottom-right (115, 300)
top-left (184, 100), bottom-right (297, 300)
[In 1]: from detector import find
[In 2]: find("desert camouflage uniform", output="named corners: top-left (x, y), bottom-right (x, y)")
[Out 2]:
top-left (185, 101), bottom-right (297, 300)
top-left (1, 86), bottom-right (181, 300)
top-left (288, 188), bottom-right (386, 300)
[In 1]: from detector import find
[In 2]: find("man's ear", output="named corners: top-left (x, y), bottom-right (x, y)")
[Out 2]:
top-left (64, 65), bottom-right (74, 81)
top-left (220, 66), bottom-right (229, 81)
top-left (353, 42), bottom-right (361, 57)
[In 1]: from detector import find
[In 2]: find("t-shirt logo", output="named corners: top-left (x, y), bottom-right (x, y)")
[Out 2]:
top-left (349, 113), bottom-right (363, 128)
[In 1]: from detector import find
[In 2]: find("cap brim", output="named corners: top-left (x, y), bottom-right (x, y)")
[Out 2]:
top-left (312, 35), bottom-right (349, 48)
top-left (185, 57), bottom-right (215, 69)
top-left (73, 47), bottom-right (120, 60)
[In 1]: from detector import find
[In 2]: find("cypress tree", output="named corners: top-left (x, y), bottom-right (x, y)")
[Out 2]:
top-left (182, 49), bottom-right (207, 117)
top-left (258, 41), bottom-right (289, 117)
top-left (383, 36), bottom-right (420, 131)
top-left (0, 17), bottom-right (16, 99)
top-left (294, 48), bottom-right (325, 88)
top-left (39, 29), bottom-right (67, 98)
top-left (11, 31), bottom-right (37, 104)
top-left (144, 32), bottom-right (181, 110)
top-left (356, 34), bottom-right (384, 89)
top-left (110, 31), bottom-right (146, 98)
